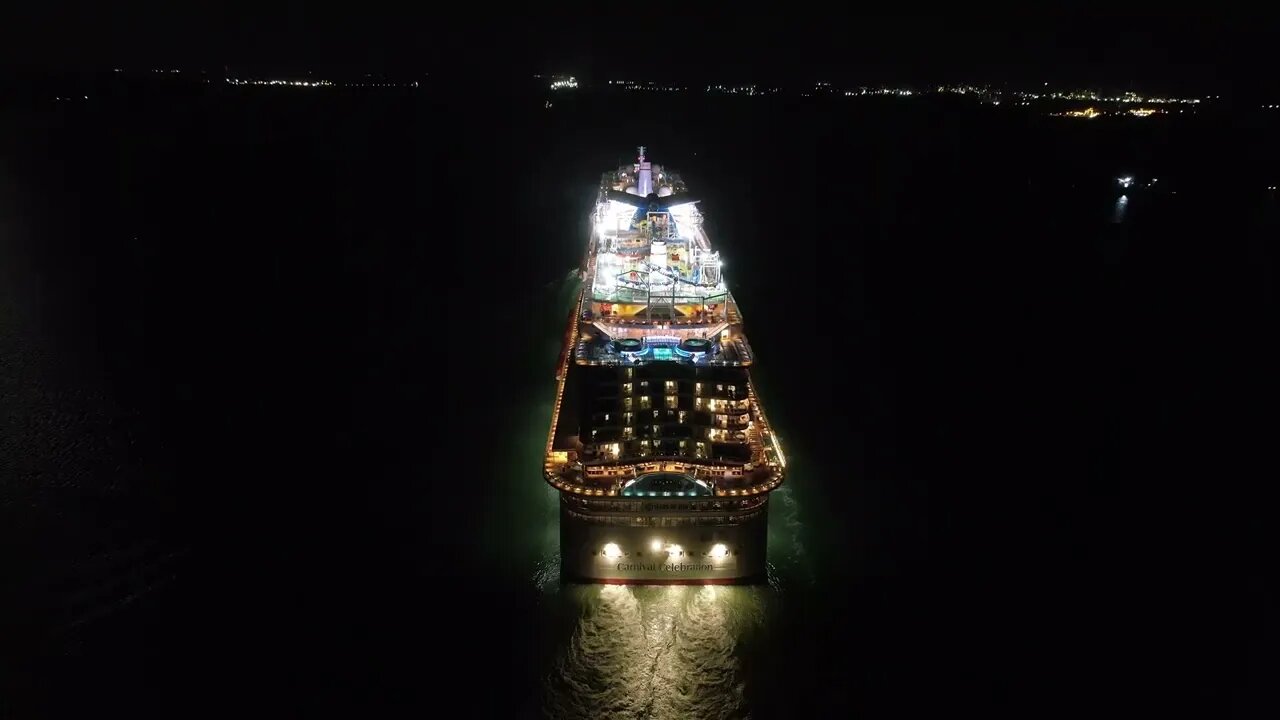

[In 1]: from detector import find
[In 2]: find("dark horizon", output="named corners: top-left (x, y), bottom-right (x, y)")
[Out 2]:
top-left (0, 65), bottom-right (1255, 107)
top-left (3, 9), bottom-right (1278, 96)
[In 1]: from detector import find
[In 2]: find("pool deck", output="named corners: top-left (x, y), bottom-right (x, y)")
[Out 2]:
top-left (574, 318), bottom-right (755, 367)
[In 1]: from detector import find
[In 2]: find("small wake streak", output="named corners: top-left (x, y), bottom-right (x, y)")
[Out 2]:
top-left (766, 487), bottom-right (815, 591)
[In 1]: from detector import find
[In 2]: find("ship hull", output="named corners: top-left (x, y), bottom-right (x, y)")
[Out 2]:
top-left (559, 496), bottom-right (769, 584)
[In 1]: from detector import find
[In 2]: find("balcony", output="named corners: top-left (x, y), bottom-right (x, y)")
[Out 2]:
top-left (544, 455), bottom-right (783, 500)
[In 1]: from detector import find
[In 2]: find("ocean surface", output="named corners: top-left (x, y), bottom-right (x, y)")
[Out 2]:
top-left (1, 78), bottom-right (1274, 717)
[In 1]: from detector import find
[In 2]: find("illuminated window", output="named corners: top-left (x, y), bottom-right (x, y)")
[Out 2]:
top-left (665, 395), bottom-right (677, 409)
top-left (664, 380), bottom-right (676, 392)
top-left (622, 383), bottom-right (632, 395)
top-left (695, 383), bottom-right (703, 395)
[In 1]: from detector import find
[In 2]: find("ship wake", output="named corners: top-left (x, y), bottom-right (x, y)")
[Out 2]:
top-left (542, 585), bottom-right (765, 719)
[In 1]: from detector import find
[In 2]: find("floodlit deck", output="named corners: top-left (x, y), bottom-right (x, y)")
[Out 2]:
top-left (572, 320), bottom-right (755, 367)
top-left (544, 149), bottom-right (786, 513)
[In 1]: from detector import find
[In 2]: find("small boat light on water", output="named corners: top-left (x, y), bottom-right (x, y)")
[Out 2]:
top-left (1118, 175), bottom-right (1135, 188)
top-left (603, 543), bottom-right (622, 559)
top-left (710, 543), bottom-right (729, 559)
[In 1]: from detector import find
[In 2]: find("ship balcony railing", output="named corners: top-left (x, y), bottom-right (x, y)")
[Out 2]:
top-left (696, 406), bottom-right (751, 416)
top-left (561, 498), bottom-right (770, 520)
top-left (592, 314), bottom-right (729, 327)
top-left (705, 432), bottom-right (749, 444)
top-left (712, 465), bottom-right (785, 497)
top-left (545, 457), bottom-right (783, 499)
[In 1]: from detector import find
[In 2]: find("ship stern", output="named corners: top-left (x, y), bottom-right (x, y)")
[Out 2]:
top-left (559, 495), bottom-right (769, 585)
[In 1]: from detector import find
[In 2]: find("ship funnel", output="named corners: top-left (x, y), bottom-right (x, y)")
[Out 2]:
top-left (637, 145), bottom-right (653, 197)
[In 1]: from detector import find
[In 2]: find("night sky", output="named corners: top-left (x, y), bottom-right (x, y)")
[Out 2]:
top-left (3, 7), bottom-right (1277, 94)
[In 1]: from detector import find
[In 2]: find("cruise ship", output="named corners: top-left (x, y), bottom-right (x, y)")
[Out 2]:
top-left (544, 147), bottom-right (786, 584)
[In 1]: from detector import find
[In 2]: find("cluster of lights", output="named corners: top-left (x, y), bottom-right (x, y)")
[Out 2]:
top-left (226, 78), bottom-right (334, 87)
top-left (803, 82), bottom-right (839, 97)
top-left (1053, 107), bottom-right (1163, 119)
top-left (845, 87), bottom-right (916, 97)
top-left (609, 80), bottom-right (686, 92)
top-left (601, 542), bottom-right (729, 559)
top-left (224, 78), bottom-right (420, 88)
top-left (579, 81), bottom-right (1206, 108)
top-left (1012, 89), bottom-right (1200, 104)
top-left (546, 472), bottom-right (614, 496)
top-left (706, 85), bottom-right (780, 96)
top-left (550, 76), bottom-right (578, 90)
top-left (934, 84), bottom-right (990, 95)
top-left (1056, 107), bottom-right (1101, 119)
top-left (716, 472), bottom-right (784, 496)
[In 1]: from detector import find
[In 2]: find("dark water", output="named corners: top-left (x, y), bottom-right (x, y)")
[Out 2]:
top-left (2, 81), bottom-right (1275, 717)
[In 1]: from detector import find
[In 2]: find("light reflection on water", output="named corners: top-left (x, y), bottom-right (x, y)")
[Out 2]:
top-left (542, 584), bottom-right (765, 720)
top-left (528, 276), bottom-right (808, 718)
top-left (532, 486), bottom-right (807, 718)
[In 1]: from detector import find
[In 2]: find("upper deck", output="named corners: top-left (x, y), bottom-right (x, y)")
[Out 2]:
top-left (543, 148), bottom-right (786, 501)
top-left (577, 148), bottom-right (753, 368)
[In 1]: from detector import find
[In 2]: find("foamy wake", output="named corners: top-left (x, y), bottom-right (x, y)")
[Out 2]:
top-left (543, 585), bottom-right (764, 719)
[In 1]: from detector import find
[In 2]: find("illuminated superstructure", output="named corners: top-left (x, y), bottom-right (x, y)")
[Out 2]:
top-left (545, 148), bottom-right (786, 584)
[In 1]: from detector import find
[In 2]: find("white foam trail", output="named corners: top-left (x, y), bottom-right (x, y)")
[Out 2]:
top-left (543, 585), bottom-right (765, 719)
